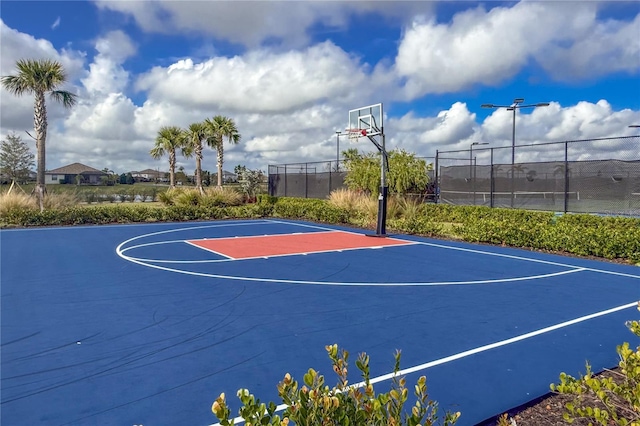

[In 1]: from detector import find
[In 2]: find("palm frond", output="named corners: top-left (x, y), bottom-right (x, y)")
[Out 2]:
top-left (1, 75), bottom-right (34, 96)
top-left (50, 90), bottom-right (78, 108)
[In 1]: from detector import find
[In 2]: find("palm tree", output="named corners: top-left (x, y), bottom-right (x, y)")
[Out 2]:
top-left (150, 126), bottom-right (186, 188)
top-left (204, 115), bottom-right (241, 187)
top-left (184, 122), bottom-right (207, 192)
top-left (1, 59), bottom-right (77, 209)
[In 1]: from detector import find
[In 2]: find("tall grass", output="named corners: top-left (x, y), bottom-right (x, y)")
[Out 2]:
top-left (328, 188), bottom-right (378, 226)
top-left (44, 191), bottom-right (81, 209)
top-left (203, 187), bottom-right (243, 207)
top-left (0, 192), bottom-right (37, 216)
top-left (327, 188), bottom-right (362, 212)
top-left (158, 186), bottom-right (243, 207)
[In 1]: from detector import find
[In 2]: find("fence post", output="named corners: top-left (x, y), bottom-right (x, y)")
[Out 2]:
top-left (284, 165), bottom-right (287, 197)
top-left (564, 142), bottom-right (569, 213)
top-left (305, 163), bottom-right (308, 198)
top-left (490, 148), bottom-right (494, 208)
top-left (434, 150), bottom-right (439, 204)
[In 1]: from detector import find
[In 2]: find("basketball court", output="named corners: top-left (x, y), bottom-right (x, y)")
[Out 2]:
top-left (2, 218), bottom-right (639, 425)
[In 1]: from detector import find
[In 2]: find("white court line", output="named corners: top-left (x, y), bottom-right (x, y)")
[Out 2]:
top-left (268, 219), bottom-right (640, 279)
top-left (209, 300), bottom-right (638, 426)
top-left (190, 229), bottom-right (340, 242)
top-left (123, 239), bottom-right (419, 264)
top-left (184, 240), bottom-right (235, 260)
top-left (116, 220), bottom-right (590, 286)
top-left (117, 242), bottom-right (586, 285)
top-left (120, 239), bottom-right (187, 252)
top-left (116, 220), bottom-right (638, 285)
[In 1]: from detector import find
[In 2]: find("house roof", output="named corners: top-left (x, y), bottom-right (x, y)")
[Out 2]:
top-left (139, 169), bottom-right (163, 175)
top-left (46, 163), bottom-right (106, 175)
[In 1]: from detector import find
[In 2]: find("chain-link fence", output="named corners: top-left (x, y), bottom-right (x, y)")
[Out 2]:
top-left (268, 160), bottom-right (347, 198)
top-left (268, 157), bottom-right (437, 200)
top-left (268, 136), bottom-right (639, 215)
top-left (436, 136), bottom-right (640, 215)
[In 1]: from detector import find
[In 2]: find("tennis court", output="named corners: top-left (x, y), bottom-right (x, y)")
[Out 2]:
top-left (2, 219), bottom-right (639, 425)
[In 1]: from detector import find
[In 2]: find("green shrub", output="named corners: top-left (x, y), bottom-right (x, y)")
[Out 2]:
top-left (343, 149), bottom-right (430, 196)
top-left (550, 303), bottom-right (640, 425)
top-left (1, 194), bottom-right (637, 264)
top-left (272, 197), bottom-right (349, 223)
top-left (212, 344), bottom-right (460, 426)
top-left (174, 189), bottom-right (202, 206)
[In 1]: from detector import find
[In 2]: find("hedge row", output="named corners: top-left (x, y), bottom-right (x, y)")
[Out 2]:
top-left (2, 196), bottom-right (638, 263)
top-left (388, 204), bottom-right (640, 264)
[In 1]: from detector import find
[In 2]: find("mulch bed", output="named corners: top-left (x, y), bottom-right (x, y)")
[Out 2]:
top-left (479, 368), bottom-right (630, 425)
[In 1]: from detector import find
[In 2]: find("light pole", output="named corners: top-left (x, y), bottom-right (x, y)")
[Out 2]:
top-left (481, 98), bottom-right (550, 166)
top-left (335, 131), bottom-right (342, 171)
top-left (482, 98), bottom-right (549, 207)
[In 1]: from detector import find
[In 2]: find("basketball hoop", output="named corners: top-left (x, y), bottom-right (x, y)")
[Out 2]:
top-left (347, 128), bottom-right (367, 140)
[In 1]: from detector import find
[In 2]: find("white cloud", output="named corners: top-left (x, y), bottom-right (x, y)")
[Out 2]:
top-left (2, 12), bottom-right (639, 176)
top-left (540, 13), bottom-right (640, 80)
top-left (93, 1), bottom-right (435, 48)
top-left (389, 103), bottom-right (477, 153)
top-left (136, 41), bottom-right (373, 114)
top-left (394, 2), bottom-right (639, 99)
top-left (51, 16), bottom-right (61, 30)
top-left (81, 30), bottom-right (136, 95)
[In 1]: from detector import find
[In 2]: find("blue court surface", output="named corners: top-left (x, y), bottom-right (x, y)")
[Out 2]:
top-left (2, 219), bottom-right (639, 426)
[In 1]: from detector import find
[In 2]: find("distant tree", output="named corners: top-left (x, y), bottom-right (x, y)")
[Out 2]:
top-left (175, 166), bottom-right (187, 185)
top-left (202, 170), bottom-right (211, 186)
top-left (1, 59), bottom-right (77, 209)
top-left (234, 164), bottom-right (247, 178)
top-left (184, 122), bottom-right (207, 192)
top-left (125, 172), bottom-right (134, 185)
top-left (119, 173), bottom-right (127, 185)
top-left (150, 126), bottom-right (187, 188)
top-left (239, 168), bottom-right (264, 201)
top-left (0, 132), bottom-right (35, 183)
top-left (204, 115), bottom-right (241, 187)
top-left (101, 168), bottom-right (116, 186)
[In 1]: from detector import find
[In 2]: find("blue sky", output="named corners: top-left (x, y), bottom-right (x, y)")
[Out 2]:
top-left (1, 1), bottom-right (639, 174)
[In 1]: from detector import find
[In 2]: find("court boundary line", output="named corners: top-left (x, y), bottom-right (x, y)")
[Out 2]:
top-left (267, 220), bottom-right (640, 279)
top-left (123, 238), bottom-right (419, 264)
top-left (115, 220), bottom-right (594, 286)
top-left (117, 245), bottom-right (587, 285)
top-left (116, 220), bottom-right (639, 285)
top-left (184, 240), bottom-right (235, 259)
top-left (209, 300), bottom-right (638, 426)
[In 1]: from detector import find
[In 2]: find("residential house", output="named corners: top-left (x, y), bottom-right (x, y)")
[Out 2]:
top-left (45, 163), bottom-right (107, 185)
top-left (214, 170), bottom-right (238, 183)
top-left (130, 169), bottom-right (167, 182)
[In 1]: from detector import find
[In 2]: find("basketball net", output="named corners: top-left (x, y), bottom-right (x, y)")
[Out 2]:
top-left (347, 128), bottom-right (368, 140)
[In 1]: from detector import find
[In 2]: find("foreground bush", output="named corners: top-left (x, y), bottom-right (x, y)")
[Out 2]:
top-left (212, 344), bottom-right (460, 426)
top-left (550, 304), bottom-right (640, 425)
